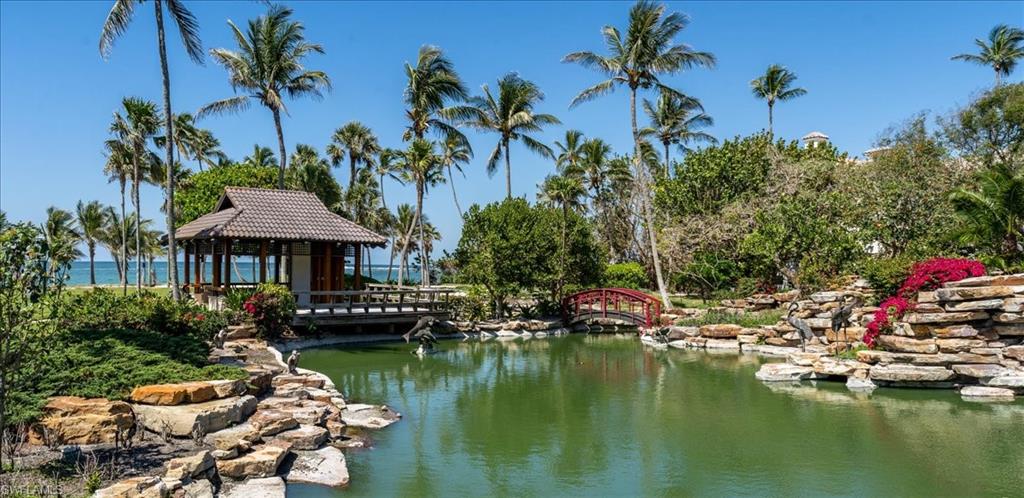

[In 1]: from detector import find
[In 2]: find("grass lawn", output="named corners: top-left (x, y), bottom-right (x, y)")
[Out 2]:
top-left (668, 296), bottom-right (718, 309)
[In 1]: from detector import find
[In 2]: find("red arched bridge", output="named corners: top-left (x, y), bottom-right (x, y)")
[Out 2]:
top-left (562, 288), bottom-right (662, 327)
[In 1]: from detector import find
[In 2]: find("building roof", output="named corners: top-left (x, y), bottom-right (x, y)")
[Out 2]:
top-left (175, 187), bottom-right (387, 246)
top-left (802, 131), bottom-right (829, 140)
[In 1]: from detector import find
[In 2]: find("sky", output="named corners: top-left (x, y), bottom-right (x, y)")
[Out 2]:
top-left (1, 1), bottom-right (1021, 261)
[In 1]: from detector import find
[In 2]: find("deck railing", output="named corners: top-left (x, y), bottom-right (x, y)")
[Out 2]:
top-left (293, 288), bottom-right (454, 314)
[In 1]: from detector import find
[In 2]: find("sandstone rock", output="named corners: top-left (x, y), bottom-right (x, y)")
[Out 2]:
top-left (969, 347), bottom-right (1004, 356)
top-left (271, 374), bottom-right (325, 389)
top-left (928, 324), bottom-right (980, 338)
top-left (810, 291), bottom-right (844, 303)
top-left (1004, 298), bottom-right (1024, 313)
top-left (787, 352), bottom-right (824, 367)
top-left (1005, 345), bottom-right (1024, 361)
top-left (94, 476), bottom-right (167, 498)
top-left (903, 311), bottom-right (989, 324)
top-left (869, 364), bottom-right (955, 383)
top-left (913, 303), bottom-right (945, 313)
top-left (737, 334), bottom-right (759, 344)
top-left (916, 291), bottom-right (938, 303)
top-left (994, 313), bottom-right (1024, 324)
top-left (339, 404), bottom-right (401, 429)
top-left (274, 425), bottom-right (328, 450)
top-left (857, 350), bottom-right (1002, 366)
top-left (28, 396), bottom-right (134, 446)
top-left (207, 379), bottom-right (247, 398)
top-left (803, 318), bottom-right (832, 330)
top-left (284, 446), bottom-right (350, 487)
top-left (826, 326), bottom-right (865, 342)
top-left (325, 419), bottom-right (347, 439)
top-left (945, 274), bottom-right (1024, 288)
top-left (764, 336), bottom-right (799, 347)
top-left (205, 422), bottom-right (262, 451)
top-left (944, 299), bottom-right (1006, 312)
top-left (846, 377), bottom-right (877, 392)
top-left (666, 326), bottom-right (699, 339)
top-left (216, 440), bottom-right (292, 479)
top-left (285, 400), bottom-right (332, 426)
top-left (951, 364), bottom-right (1008, 379)
top-left (133, 395), bottom-right (256, 438)
top-left (212, 448), bottom-right (239, 460)
top-left (245, 367), bottom-right (275, 396)
top-left (961, 386), bottom-right (1016, 402)
top-left (704, 339), bottom-right (740, 350)
top-left (755, 363), bottom-right (813, 382)
top-left (224, 324), bottom-right (257, 340)
top-left (936, 338), bottom-right (988, 353)
top-left (875, 335), bottom-right (938, 354)
top-left (772, 289), bottom-right (800, 302)
top-left (164, 450), bottom-right (215, 481)
top-left (181, 479), bottom-right (215, 498)
top-left (984, 373), bottom-right (1024, 389)
top-left (813, 358), bottom-right (869, 377)
top-left (131, 382), bottom-right (217, 406)
top-left (249, 410), bottom-right (299, 437)
top-left (699, 324), bottom-right (742, 338)
top-left (741, 344), bottom-right (797, 357)
top-left (936, 286), bottom-right (1018, 301)
top-left (220, 477), bottom-right (286, 498)
top-left (995, 324), bottom-right (1024, 336)
top-left (680, 337), bottom-right (707, 348)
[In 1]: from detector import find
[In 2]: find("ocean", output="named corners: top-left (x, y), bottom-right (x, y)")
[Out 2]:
top-left (65, 261), bottom-right (420, 286)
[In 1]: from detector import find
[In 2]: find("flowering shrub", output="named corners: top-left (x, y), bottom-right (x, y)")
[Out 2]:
top-left (864, 296), bottom-right (911, 347)
top-left (59, 288), bottom-right (226, 342)
top-left (242, 283), bottom-right (296, 339)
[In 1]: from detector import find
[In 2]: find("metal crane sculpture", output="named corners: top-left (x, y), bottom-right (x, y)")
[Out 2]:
top-left (786, 301), bottom-right (817, 351)
top-left (830, 295), bottom-right (861, 343)
top-left (403, 315), bottom-right (439, 355)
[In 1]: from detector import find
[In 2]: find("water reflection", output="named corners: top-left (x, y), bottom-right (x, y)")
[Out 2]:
top-left (293, 335), bottom-right (1024, 497)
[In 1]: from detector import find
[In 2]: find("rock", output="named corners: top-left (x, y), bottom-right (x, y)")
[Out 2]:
top-left (951, 364), bottom-right (1008, 379)
top-left (737, 334), bottom-right (759, 344)
top-left (846, 377), bottom-right (877, 392)
top-left (994, 313), bottom-right (1024, 324)
top-left (995, 324), bottom-right (1024, 336)
top-left (913, 303), bottom-right (945, 313)
top-left (699, 324), bottom-right (742, 338)
top-left (224, 324), bottom-right (257, 340)
top-left (929, 324), bottom-right (980, 338)
top-left (960, 386), bottom-right (1016, 402)
top-left (28, 396), bottom-right (134, 446)
top-left (325, 419), bottom-right (347, 439)
top-left (936, 286), bottom-right (1019, 301)
top-left (220, 477), bottom-right (286, 498)
top-left (271, 374), bottom-right (325, 389)
top-left (944, 299), bottom-right (1006, 312)
top-left (874, 336), bottom-right (938, 354)
top-left (969, 347), bottom-right (1004, 356)
top-left (945, 274), bottom-right (1024, 288)
top-left (216, 440), bottom-right (292, 479)
top-left (935, 338), bottom-right (987, 353)
top-left (94, 476), bottom-right (167, 498)
top-left (339, 404), bottom-right (401, 429)
top-left (857, 350), bottom-right (1003, 366)
top-left (133, 395), bottom-right (257, 438)
top-left (903, 311), bottom-right (989, 324)
top-left (274, 425), bottom-right (328, 450)
top-left (164, 450), bottom-right (215, 481)
top-left (984, 373), bottom-right (1024, 390)
top-left (772, 289), bottom-right (800, 302)
top-left (741, 344), bottom-right (797, 357)
top-left (755, 363), bottom-right (813, 382)
top-left (917, 291), bottom-right (938, 303)
top-left (181, 479), bottom-right (215, 498)
top-left (245, 367), bottom-right (274, 396)
top-left (208, 379), bottom-right (247, 398)
top-left (284, 446), bottom-right (350, 488)
top-left (1004, 298), bottom-right (1024, 313)
top-left (704, 339), bottom-right (740, 350)
top-left (787, 352), bottom-right (824, 367)
top-left (666, 326), bottom-right (699, 339)
top-left (826, 326), bottom-right (865, 342)
top-left (1005, 345), bottom-right (1024, 361)
top-left (249, 410), bottom-right (299, 437)
top-left (205, 422), bottom-right (262, 451)
top-left (212, 448), bottom-right (239, 460)
top-left (764, 336), bottom-right (799, 347)
top-left (813, 358), bottom-right (869, 377)
top-left (810, 291), bottom-right (844, 303)
top-left (284, 400), bottom-right (332, 426)
top-left (869, 364), bottom-right (955, 383)
top-left (130, 382), bottom-right (218, 406)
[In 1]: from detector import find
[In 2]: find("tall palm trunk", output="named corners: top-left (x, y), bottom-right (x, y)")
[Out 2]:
top-left (119, 178), bottom-right (128, 295)
top-left (155, 0), bottom-right (180, 300)
top-left (630, 86), bottom-right (671, 309)
top-left (88, 242), bottom-right (96, 286)
top-left (559, 203), bottom-right (567, 300)
top-left (386, 238), bottom-right (396, 283)
top-left (397, 210), bottom-right (418, 287)
top-left (132, 153), bottom-right (142, 292)
top-left (349, 156), bottom-right (357, 190)
top-left (663, 141), bottom-right (671, 178)
top-left (447, 166), bottom-right (463, 218)
top-left (504, 139), bottom-right (512, 199)
top-left (767, 101), bottom-right (774, 139)
top-left (273, 108), bottom-right (287, 189)
top-left (379, 174), bottom-right (389, 211)
top-left (416, 184), bottom-right (430, 287)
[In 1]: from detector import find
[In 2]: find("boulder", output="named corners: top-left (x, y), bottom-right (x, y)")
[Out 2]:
top-left (216, 440), bottom-right (292, 479)
top-left (921, 324), bottom-right (980, 338)
top-left (271, 374), bottom-right (325, 389)
top-left (772, 289), bottom-right (800, 302)
top-left (181, 479), bottom-right (215, 498)
top-left (917, 291), bottom-right (938, 303)
top-left (666, 326), bottom-right (699, 339)
top-left (984, 373), bottom-right (1024, 390)
top-left (960, 386), bottom-right (1016, 402)
top-left (283, 446), bottom-right (350, 488)
top-left (1005, 345), bottom-right (1024, 361)
top-left (131, 382), bottom-right (217, 406)
top-left (935, 338), bottom-right (987, 353)
top-left (164, 450), bottom-right (216, 481)
top-left (704, 339), bottom-right (740, 350)
top-left (787, 352), bottom-right (824, 367)
top-left (944, 299), bottom-right (1006, 312)
top-left (813, 358), bottom-right (869, 377)
top-left (339, 404), bottom-right (401, 429)
top-left (994, 313), bottom-right (1024, 324)
top-left (245, 367), bottom-right (275, 396)
top-left (325, 419), bottom-right (347, 439)
top-left (826, 327), bottom-right (865, 342)
top-left (857, 350), bottom-right (1002, 366)
top-left (951, 364), bottom-right (1008, 379)
top-left (284, 400), bottom-right (332, 426)
top-left (741, 344), bottom-right (798, 357)
top-left (869, 364), bottom-right (955, 383)
top-left (995, 324), bottom-right (1024, 336)
top-left (224, 324), bottom-right (257, 340)
top-left (94, 476), bottom-right (166, 498)
top-left (220, 477), bottom-right (286, 498)
top-left (249, 410), bottom-right (299, 437)
top-left (874, 336), bottom-right (938, 354)
top-left (945, 274), bottom-right (1024, 287)
top-left (133, 395), bottom-right (257, 438)
top-left (903, 311), bottom-right (989, 324)
top-left (755, 363), bottom-right (813, 382)
top-left (274, 425), bottom-right (328, 450)
top-left (205, 422), bottom-right (262, 451)
top-left (935, 286), bottom-right (1018, 301)
top-left (699, 324), bottom-right (742, 338)
top-left (809, 291), bottom-right (844, 303)
top-left (212, 448), bottom-right (239, 460)
top-left (846, 377), bottom-right (877, 392)
top-left (28, 396), bottom-right (134, 446)
top-left (207, 379), bottom-right (247, 398)
top-left (1004, 298), bottom-right (1024, 313)
top-left (737, 334), bottom-right (759, 344)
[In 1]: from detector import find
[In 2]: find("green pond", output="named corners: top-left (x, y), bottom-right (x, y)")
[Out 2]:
top-left (290, 334), bottom-right (1024, 497)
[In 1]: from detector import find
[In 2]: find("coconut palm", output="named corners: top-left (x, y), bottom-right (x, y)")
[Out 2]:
top-left (950, 163), bottom-right (1024, 261)
top-left (402, 45), bottom-right (472, 143)
top-left (554, 130), bottom-right (586, 175)
top-left (137, 219), bottom-right (162, 286)
top-left (952, 24), bottom-right (1024, 86)
top-left (641, 91), bottom-right (715, 174)
top-left (539, 174), bottom-right (587, 299)
top-left (396, 139), bottom-right (446, 286)
top-left (42, 207), bottom-right (82, 274)
top-left (101, 0), bottom-right (203, 301)
top-left (200, 5), bottom-right (331, 189)
top-left (327, 121), bottom-right (381, 189)
top-left (110, 97), bottom-right (161, 292)
top-left (389, 203), bottom-right (416, 283)
top-left (99, 208), bottom-right (137, 285)
top-left (439, 134), bottom-right (473, 217)
top-left (189, 128), bottom-right (226, 171)
top-left (465, 73), bottom-right (561, 199)
top-left (286, 144), bottom-right (343, 210)
top-left (76, 201), bottom-right (108, 286)
top-left (564, 0), bottom-right (714, 308)
top-left (576, 138), bottom-right (615, 199)
top-left (750, 64), bottom-right (806, 138)
top-left (374, 148), bottom-right (405, 211)
top-left (243, 145), bottom-right (277, 168)
top-left (103, 138), bottom-right (133, 294)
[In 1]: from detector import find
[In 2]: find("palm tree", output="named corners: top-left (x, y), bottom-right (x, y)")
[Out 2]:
top-left (286, 144), bottom-right (343, 209)
top-left (243, 145), bottom-right (277, 168)
top-left (465, 73), bottom-right (561, 199)
top-left (564, 0), bottom-right (714, 308)
top-left (76, 201), bottom-right (108, 286)
top-left (99, 208), bottom-right (137, 286)
top-left (554, 130), bottom-right (586, 175)
top-left (952, 24), bottom-right (1024, 86)
top-left (439, 134), bottom-right (472, 217)
top-left (397, 139), bottom-right (445, 286)
top-left (403, 45), bottom-right (472, 142)
top-left (101, 0), bottom-right (203, 302)
top-left (374, 148), bottom-right (405, 211)
top-left (750, 64), bottom-right (806, 138)
top-left (103, 138), bottom-right (132, 294)
top-left (539, 174), bottom-right (586, 299)
top-left (327, 121), bottom-right (381, 189)
top-left (200, 5), bottom-right (331, 189)
top-left (641, 91), bottom-right (715, 174)
top-left (389, 203), bottom-right (415, 283)
top-left (42, 207), bottom-right (83, 275)
top-left (138, 219), bottom-right (162, 286)
top-left (110, 97), bottom-right (161, 292)
top-left (576, 138), bottom-right (614, 199)
top-left (950, 163), bottom-right (1024, 261)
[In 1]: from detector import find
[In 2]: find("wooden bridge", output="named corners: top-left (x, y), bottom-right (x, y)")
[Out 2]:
top-left (561, 288), bottom-right (662, 327)
top-left (292, 285), bottom-right (454, 326)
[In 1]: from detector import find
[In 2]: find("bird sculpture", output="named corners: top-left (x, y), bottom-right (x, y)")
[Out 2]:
top-left (830, 295), bottom-right (861, 343)
top-left (287, 350), bottom-right (301, 374)
top-left (403, 315), bottom-right (439, 355)
top-left (786, 301), bottom-right (817, 351)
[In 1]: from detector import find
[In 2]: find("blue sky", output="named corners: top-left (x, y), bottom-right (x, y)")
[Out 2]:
top-left (1, 1), bottom-right (1020, 261)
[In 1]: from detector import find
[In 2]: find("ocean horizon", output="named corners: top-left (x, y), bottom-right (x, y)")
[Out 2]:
top-left (64, 260), bottom-right (421, 286)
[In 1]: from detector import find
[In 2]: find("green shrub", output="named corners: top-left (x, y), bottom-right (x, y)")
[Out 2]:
top-left (448, 286), bottom-right (491, 322)
top-left (674, 309), bottom-right (784, 328)
top-left (59, 288), bottom-right (227, 342)
top-left (242, 283), bottom-right (296, 339)
top-left (859, 256), bottom-right (914, 302)
top-left (603, 262), bottom-right (648, 290)
top-left (225, 287), bottom-right (258, 312)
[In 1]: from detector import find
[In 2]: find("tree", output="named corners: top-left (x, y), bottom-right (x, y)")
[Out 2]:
top-left (538, 174), bottom-right (587, 299)
top-left (750, 64), bottom-right (806, 138)
top-left (397, 139), bottom-right (445, 286)
top-left (554, 130), bottom-right (586, 175)
top-left (42, 207), bottom-right (82, 275)
top-left (402, 45), bottom-right (472, 142)
top-left (327, 121), bottom-right (381, 190)
top-left (950, 163), bottom-right (1024, 264)
top-left (101, 0), bottom-right (204, 302)
top-left (243, 144), bottom-right (277, 168)
top-left (952, 24), bottom-right (1024, 86)
top-left (76, 201), bottom-right (108, 286)
top-left (98, 207), bottom-right (135, 285)
top-left (439, 134), bottom-right (473, 217)
top-left (389, 203), bottom-right (415, 283)
top-left (465, 73), bottom-right (560, 199)
top-left (374, 148), bottom-right (405, 212)
top-left (103, 138), bottom-right (132, 294)
top-left (940, 83), bottom-right (1024, 166)
top-left (175, 163), bottom-right (278, 226)
top-left (201, 5), bottom-right (331, 189)
top-left (286, 144), bottom-right (343, 210)
top-left (564, 0), bottom-right (714, 308)
top-left (109, 97), bottom-right (160, 292)
top-left (641, 91), bottom-right (715, 173)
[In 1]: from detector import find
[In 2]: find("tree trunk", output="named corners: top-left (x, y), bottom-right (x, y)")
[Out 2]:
top-left (559, 203), bottom-right (567, 300)
top-left (504, 139), bottom-right (512, 199)
top-left (349, 156), bottom-right (357, 190)
top-left (132, 154), bottom-right (142, 293)
top-left (768, 101), bottom-right (774, 139)
top-left (386, 238), bottom-right (396, 283)
top-left (155, 0), bottom-right (180, 301)
top-left (448, 166), bottom-right (463, 218)
top-left (379, 174), bottom-right (388, 211)
top-left (397, 205), bottom-right (419, 286)
top-left (663, 141), bottom-right (671, 178)
top-left (120, 179), bottom-right (127, 295)
top-left (273, 108), bottom-right (287, 189)
top-left (88, 242), bottom-right (96, 285)
top-left (631, 86), bottom-right (671, 309)
top-left (416, 184), bottom-right (429, 287)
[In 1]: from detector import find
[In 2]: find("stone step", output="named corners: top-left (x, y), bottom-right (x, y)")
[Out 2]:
top-left (133, 395), bottom-right (257, 438)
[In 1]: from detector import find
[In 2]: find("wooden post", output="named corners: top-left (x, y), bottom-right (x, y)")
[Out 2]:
top-left (211, 241), bottom-right (221, 288)
top-left (223, 239), bottom-right (232, 290)
top-left (324, 243), bottom-right (332, 304)
top-left (338, 244), bottom-right (346, 291)
top-left (193, 243), bottom-right (201, 292)
top-left (353, 243), bottom-right (363, 291)
top-left (273, 242), bottom-right (281, 284)
top-left (183, 242), bottom-right (190, 290)
top-left (259, 240), bottom-right (268, 283)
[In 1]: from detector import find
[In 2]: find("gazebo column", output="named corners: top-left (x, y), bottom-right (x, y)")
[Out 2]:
top-left (223, 239), bottom-right (232, 290)
top-left (273, 242), bottom-right (281, 284)
top-left (354, 242), bottom-right (363, 291)
top-left (183, 242), bottom-right (190, 290)
top-left (259, 240), bottom-right (268, 283)
top-left (211, 241), bottom-right (221, 289)
top-left (338, 244), bottom-right (346, 292)
top-left (324, 243), bottom-right (332, 304)
top-left (193, 242), bottom-right (201, 292)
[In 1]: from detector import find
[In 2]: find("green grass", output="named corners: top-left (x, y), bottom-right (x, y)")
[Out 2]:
top-left (674, 309), bottom-right (784, 328)
top-left (668, 296), bottom-right (718, 309)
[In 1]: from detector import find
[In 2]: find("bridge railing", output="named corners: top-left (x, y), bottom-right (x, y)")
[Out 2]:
top-left (561, 288), bottom-right (661, 327)
top-left (293, 288), bottom-right (454, 314)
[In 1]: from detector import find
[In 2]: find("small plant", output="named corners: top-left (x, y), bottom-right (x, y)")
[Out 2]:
top-left (242, 283), bottom-right (296, 339)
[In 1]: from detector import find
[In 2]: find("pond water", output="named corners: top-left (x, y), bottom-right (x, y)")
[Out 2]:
top-left (291, 334), bottom-right (1024, 497)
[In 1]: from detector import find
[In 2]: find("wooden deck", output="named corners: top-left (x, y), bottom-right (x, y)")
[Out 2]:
top-left (292, 287), bottom-right (455, 326)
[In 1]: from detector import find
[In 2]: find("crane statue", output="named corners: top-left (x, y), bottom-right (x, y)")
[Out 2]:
top-left (830, 295), bottom-right (861, 343)
top-left (786, 301), bottom-right (817, 351)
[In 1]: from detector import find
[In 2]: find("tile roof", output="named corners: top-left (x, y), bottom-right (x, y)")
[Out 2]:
top-left (175, 187), bottom-right (387, 246)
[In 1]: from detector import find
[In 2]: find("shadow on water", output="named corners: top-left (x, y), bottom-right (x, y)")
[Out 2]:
top-left (291, 335), bottom-right (1024, 497)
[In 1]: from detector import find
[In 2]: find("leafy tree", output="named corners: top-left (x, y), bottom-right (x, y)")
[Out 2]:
top-left (201, 5), bottom-right (331, 189)
top-left (641, 91), bottom-right (715, 172)
top-left (603, 262), bottom-right (648, 290)
top-left (940, 82), bottom-right (1024, 166)
top-left (439, 135), bottom-right (472, 217)
top-left (564, 0), bottom-right (715, 309)
top-left (76, 201), bottom-right (108, 285)
top-left (327, 121), bottom-right (381, 190)
top-left (287, 144), bottom-right (343, 210)
top-left (750, 64), bottom-right (806, 137)
top-left (465, 73), bottom-right (560, 198)
top-left (952, 24), bottom-right (1024, 86)
top-left (175, 163), bottom-right (277, 226)
top-left (100, 0), bottom-right (204, 302)
top-left (950, 163), bottom-right (1024, 265)
top-left (538, 174), bottom-right (587, 299)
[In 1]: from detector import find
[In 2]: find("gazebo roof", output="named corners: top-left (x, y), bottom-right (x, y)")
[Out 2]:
top-left (802, 131), bottom-right (829, 140)
top-left (175, 187), bottom-right (387, 246)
